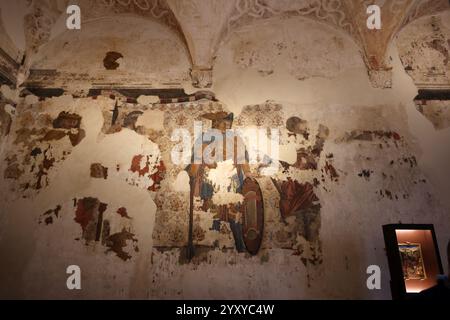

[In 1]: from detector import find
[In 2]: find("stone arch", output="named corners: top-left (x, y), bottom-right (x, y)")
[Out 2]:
top-left (28, 14), bottom-right (192, 90)
top-left (395, 10), bottom-right (450, 131)
top-left (214, 15), bottom-right (365, 83)
top-left (395, 10), bottom-right (450, 90)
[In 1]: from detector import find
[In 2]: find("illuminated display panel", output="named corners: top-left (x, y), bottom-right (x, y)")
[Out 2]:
top-left (395, 229), bottom-right (441, 293)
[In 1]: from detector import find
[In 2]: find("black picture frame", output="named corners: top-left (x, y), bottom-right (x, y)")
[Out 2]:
top-left (382, 224), bottom-right (444, 300)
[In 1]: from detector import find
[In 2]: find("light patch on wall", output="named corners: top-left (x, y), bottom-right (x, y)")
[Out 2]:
top-left (4, 104), bottom-right (15, 117)
top-left (207, 159), bottom-right (244, 205)
top-left (31, 16), bottom-right (191, 86)
top-left (173, 171), bottom-right (190, 192)
top-left (49, 95), bottom-right (77, 116)
top-left (416, 100), bottom-right (450, 130)
top-left (24, 94), bottom-right (39, 105)
top-left (135, 109), bottom-right (164, 131)
top-left (1, 85), bottom-right (19, 102)
top-left (279, 142), bottom-right (297, 165)
top-left (137, 95), bottom-right (160, 105)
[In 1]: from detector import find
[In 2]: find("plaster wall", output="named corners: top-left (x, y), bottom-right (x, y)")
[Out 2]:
top-left (0, 15), bottom-right (449, 299)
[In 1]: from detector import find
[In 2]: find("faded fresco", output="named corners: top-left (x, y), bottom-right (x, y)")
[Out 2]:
top-left (0, 1), bottom-right (450, 300)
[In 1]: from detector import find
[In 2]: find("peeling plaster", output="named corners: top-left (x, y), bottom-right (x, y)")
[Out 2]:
top-left (0, 11), bottom-right (450, 300)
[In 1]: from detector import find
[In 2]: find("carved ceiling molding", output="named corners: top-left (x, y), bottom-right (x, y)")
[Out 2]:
top-left (166, 0), bottom-right (237, 88)
top-left (21, 0), bottom-right (190, 86)
top-left (0, 8), bottom-right (21, 86)
top-left (20, 0), bottom-right (68, 86)
top-left (17, 0), bottom-right (450, 89)
top-left (343, 1), bottom-right (416, 88)
top-left (94, 0), bottom-right (182, 32)
top-left (24, 0), bottom-right (65, 54)
top-left (23, 0), bottom-right (186, 56)
top-left (225, 0), bottom-right (354, 44)
top-left (402, 0), bottom-right (450, 28)
top-left (220, 1), bottom-right (422, 88)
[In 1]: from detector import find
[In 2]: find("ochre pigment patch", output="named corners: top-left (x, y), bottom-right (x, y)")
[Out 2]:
top-left (149, 161), bottom-right (166, 192)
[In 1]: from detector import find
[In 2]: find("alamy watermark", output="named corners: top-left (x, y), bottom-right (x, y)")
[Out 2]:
top-left (171, 121), bottom-right (280, 168)
top-left (66, 5), bottom-right (81, 30)
top-left (66, 265), bottom-right (81, 290)
top-left (366, 265), bottom-right (381, 290)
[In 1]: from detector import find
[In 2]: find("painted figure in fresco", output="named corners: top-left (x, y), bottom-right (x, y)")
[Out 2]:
top-left (185, 112), bottom-right (264, 260)
top-left (271, 117), bottom-right (329, 244)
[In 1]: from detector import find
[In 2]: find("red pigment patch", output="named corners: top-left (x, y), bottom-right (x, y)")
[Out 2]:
top-left (278, 179), bottom-right (319, 219)
top-left (130, 156), bottom-right (166, 191)
top-left (149, 161), bottom-right (166, 191)
top-left (392, 132), bottom-right (401, 140)
top-left (74, 197), bottom-right (99, 231)
top-left (117, 207), bottom-right (131, 219)
top-left (130, 155), bottom-right (150, 177)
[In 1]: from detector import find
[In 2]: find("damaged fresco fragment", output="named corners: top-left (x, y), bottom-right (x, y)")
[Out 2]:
top-left (128, 155), bottom-right (166, 191)
top-left (1, 74), bottom-right (447, 300)
top-left (145, 100), bottom-right (332, 268)
top-left (74, 197), bottom-right (108, 242)
top-left (415, 99), bottom-right (450, 130)
top-left (74, 197), bottom-right (139, 261)
top-left (1, 91), bottom-right (448, 299)
top-left (1, 4), bottom-right (450, 300)
top-left (2, 102), bottom-right (85, 198)
top-left (335, 125), bottom-right (426, 204)
top-left (397, 13), bottom-right (450, 88)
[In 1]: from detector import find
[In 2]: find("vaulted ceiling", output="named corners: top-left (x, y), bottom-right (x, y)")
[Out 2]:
top-left (1, 0), bottom-right (449, 89)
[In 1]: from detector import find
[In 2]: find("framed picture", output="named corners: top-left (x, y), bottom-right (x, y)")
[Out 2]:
top-left (398, 243), bottom-right (427, 280)
top-left (383, 224), bottom-right (444, 300)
